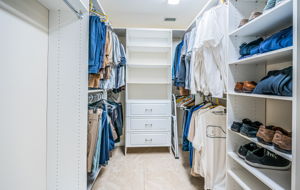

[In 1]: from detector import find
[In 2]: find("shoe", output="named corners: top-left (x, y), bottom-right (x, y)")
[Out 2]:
top-left (240, 121), bottom-right (262, 137)
top-left (242, 81), bottom-right (257, 93)
top-left (248, 12), bottom-right (262, 21)
top-left (231, 118), bottom-right (252, 132)
top-left (263, 0), bottom-right (276, 12)
top-left (256, 125), bottom-right (276, 145)
top-left (275, 0), bottom-right (285, 5)
top-left (238, 143), bottom-right (258, 159)
top-left (272, 128), bottom-right (292, 154)
top-left (238, 19), bottom-right (249, 28)
top-left (234, 82), bottom-right (244, 93)
top-left (245, 148), bottom-right (291, 170)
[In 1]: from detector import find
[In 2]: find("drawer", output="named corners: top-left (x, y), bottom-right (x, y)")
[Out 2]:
top-left (127, 132), bottom-right (170, 146)
top-left (127, 103), bottom-right (171, 116)
top-left (127, 117), bottom-right (171, 131)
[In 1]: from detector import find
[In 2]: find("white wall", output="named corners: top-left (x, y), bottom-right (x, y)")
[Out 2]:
top-left (0, 0), bottom-right (48, 190)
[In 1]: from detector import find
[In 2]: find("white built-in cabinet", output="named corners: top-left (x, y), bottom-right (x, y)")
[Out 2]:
top-left (226, 0), bottom-right (300, 189)
top-left (125, 29), bottom-right (172, 153)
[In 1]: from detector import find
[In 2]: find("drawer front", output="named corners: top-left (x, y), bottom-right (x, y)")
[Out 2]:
top-left (129, 133), bottom-right (170, 146)
top-left (128, 117), bottom-right (171, 131)
top-left (128, 103), bottom-right (170, 116)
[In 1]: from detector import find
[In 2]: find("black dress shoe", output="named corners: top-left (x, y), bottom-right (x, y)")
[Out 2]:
top-left (237, 143), bottom-right (258, 159)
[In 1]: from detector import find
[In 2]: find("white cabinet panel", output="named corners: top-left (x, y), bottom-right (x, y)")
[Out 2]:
top-left (128, 117), bottom-right (171, 131)
top-left (127, 132), bottom-right (170, 147)
top-left (128, 103), bottom-right (171, 116)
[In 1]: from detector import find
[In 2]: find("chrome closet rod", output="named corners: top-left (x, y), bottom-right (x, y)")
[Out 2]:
top-left (63, 0), bottom-right (84, 19)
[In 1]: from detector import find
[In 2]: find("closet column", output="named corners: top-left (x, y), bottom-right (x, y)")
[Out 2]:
top-left (292, 0), bottom-right (300, 188)
top-left (46, 9), bottom-right (89, 190)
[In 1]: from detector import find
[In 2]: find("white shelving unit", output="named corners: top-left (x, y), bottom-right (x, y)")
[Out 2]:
top-left (125, 29), bottom-right (172, 154)
top-left (227, 0), bottom-right (298, 189)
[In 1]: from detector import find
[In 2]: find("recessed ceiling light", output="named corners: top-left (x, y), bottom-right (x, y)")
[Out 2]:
top-left (168, 0), bottom-right (180, 5)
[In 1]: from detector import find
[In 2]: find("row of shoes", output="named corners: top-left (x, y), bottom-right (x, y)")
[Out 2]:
top-left (238, 0), bottom-right (286, 28)
top-left (231, 119), bottom-right (292, 154)
top-left (238, 143), bottom-right (290, 170)
top-left (234, 81), bottom-right (257, 93)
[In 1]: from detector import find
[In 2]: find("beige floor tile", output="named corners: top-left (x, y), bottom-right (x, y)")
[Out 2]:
top-left (92, 147), bottom-right (204, 190)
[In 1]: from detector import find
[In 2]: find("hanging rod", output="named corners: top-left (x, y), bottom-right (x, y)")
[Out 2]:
top-left (63, 0), bottom-right (84, 19)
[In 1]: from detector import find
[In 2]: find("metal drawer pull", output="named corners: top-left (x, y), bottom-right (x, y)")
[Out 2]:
top-left (145, 123), bottom-right (153, 128)
top-left (145, 138), bottom-right (153, 142)
top-left (144, 108), bottom-right (153, 112)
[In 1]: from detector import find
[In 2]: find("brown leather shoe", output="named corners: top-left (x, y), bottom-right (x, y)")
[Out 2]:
top-left (242, 81), bottom-right (257, 93)
top-left (257, 125), bottom-right (276, 145)
top-left (272, 128), bottom-right (292, 154)
top-left (234, 82), bottom-right (244, 92)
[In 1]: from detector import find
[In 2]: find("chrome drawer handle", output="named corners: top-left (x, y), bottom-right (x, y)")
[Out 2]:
top-left (145, 138), bottom-right (153, 142)
top-left (144, 108), bottom-right (153, 112)
top-left (145, 123), bottom-right (153, 128)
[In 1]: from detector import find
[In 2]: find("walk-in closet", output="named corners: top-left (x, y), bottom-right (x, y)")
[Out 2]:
top-left (1, 0), bottom-right (300, 189)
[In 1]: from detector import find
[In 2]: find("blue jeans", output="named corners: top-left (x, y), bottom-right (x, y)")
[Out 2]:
top-left (253, 66), bottom-right (292, 96)
top-left (89, 16), bottom-right (107, 74)
top-left (259, 26), bottom-right (292, 53)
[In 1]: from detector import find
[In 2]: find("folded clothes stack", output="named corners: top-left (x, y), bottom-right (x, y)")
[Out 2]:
top-left (234, 66), bottom-right (292, 96)
top-left (239, 26), bottom-right (293, 59)
top-left (253, 66), bottom-right (292, 96)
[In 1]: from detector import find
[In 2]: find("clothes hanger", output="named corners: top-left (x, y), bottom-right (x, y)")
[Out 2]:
top-left (89, 0), bottom-right (108, 22)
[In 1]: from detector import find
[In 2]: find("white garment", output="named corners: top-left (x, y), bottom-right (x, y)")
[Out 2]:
top-left (194, 106), bottom-right (226, 190)
top-left (191, 4), bottom-right (228, 97)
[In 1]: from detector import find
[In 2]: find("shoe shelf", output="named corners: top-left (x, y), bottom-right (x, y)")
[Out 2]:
top-left (228, 129), bottom-right (292, 161)
top-left (228, 152), bottom-right (291, 190)
top-left (228, 91), bottom-right (293, 101)
top-left (227, 169), bottom-right (271, 190)
top-left (88, 89), bottom-right (105, 93)
top-left (229, 0), bottom-right (293, 37)
top-left (229, 46), bottom-right (293, 65)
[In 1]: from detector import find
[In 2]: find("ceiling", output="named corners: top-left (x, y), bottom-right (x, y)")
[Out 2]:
top-left (99, 0), bottom-right (207, 30)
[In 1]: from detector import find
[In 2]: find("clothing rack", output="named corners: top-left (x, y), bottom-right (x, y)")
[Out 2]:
top-left (63, 0), bottom-right (84, 19)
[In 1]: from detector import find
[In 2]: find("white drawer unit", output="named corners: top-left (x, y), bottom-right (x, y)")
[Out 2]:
top-left (126, 132), bottom-right (171, 147)
top-left (125, 28), bottom-right (172, 154)
top-left (127, 117), bottom-right (171, 131)
top-left (127, 103), bottom-right (171, 116)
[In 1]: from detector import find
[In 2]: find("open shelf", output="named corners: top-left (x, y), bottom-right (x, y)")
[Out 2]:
top-left (127, 83), bottom-right (170, 100)
top-left (127, 81), bottom-right (171, 84)
top-left (127, 64), bottom-right (171, 68)
top-left (127, 67), bottom-right (170, 84)
top-left (228, 91), bottom-right (293, 101)
top-left (227, 169), bottom-right (271, 190)
top-left (127, 29), bottom-right (172, 47)
top-left (228, 129), bottom-right (292, 161)
top-left (229, 46), bottom-right (293, 65)
top-left (228, 152), bottom-right (291, 190)
top-left (229, 0), bottom-right (293, 37)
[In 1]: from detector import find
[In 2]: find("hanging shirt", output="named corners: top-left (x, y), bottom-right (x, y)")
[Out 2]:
top-left (191, 4), bottom-right (228, 97)
top-left (193, 106), bottom-right (226, 190)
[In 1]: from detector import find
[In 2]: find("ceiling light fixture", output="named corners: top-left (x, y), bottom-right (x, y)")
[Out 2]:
top-left (168, 0), bottom-right (180, 5)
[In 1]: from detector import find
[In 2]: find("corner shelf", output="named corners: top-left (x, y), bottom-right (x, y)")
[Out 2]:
top-left (229, 46), bottom-right (293, 65)
top-left (228, 152), bottom-right (291, 190)
top-left (228, 129), bottom-right (292, 161)
top-left (228, 91), bottom-right (293, 101)
top-left (229, 0), bottom-right (293, 37)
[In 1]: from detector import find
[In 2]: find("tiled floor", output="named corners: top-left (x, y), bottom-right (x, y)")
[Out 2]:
top-left (92, 147), bottom-right (204, 190)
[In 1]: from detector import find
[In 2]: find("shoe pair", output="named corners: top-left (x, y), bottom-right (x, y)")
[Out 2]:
top-left (234, 81), bottom-right (257, 93)
top-left (231, 119), bottom-right (262, 137)
top-left (238, 143), bottom-right (290, 170)
top-left (263, 0), bottom-right (285, 12)
top-left (257, 125), bottom-right (292, 154)
top-left (238, 11), bottom-right (262, 28)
